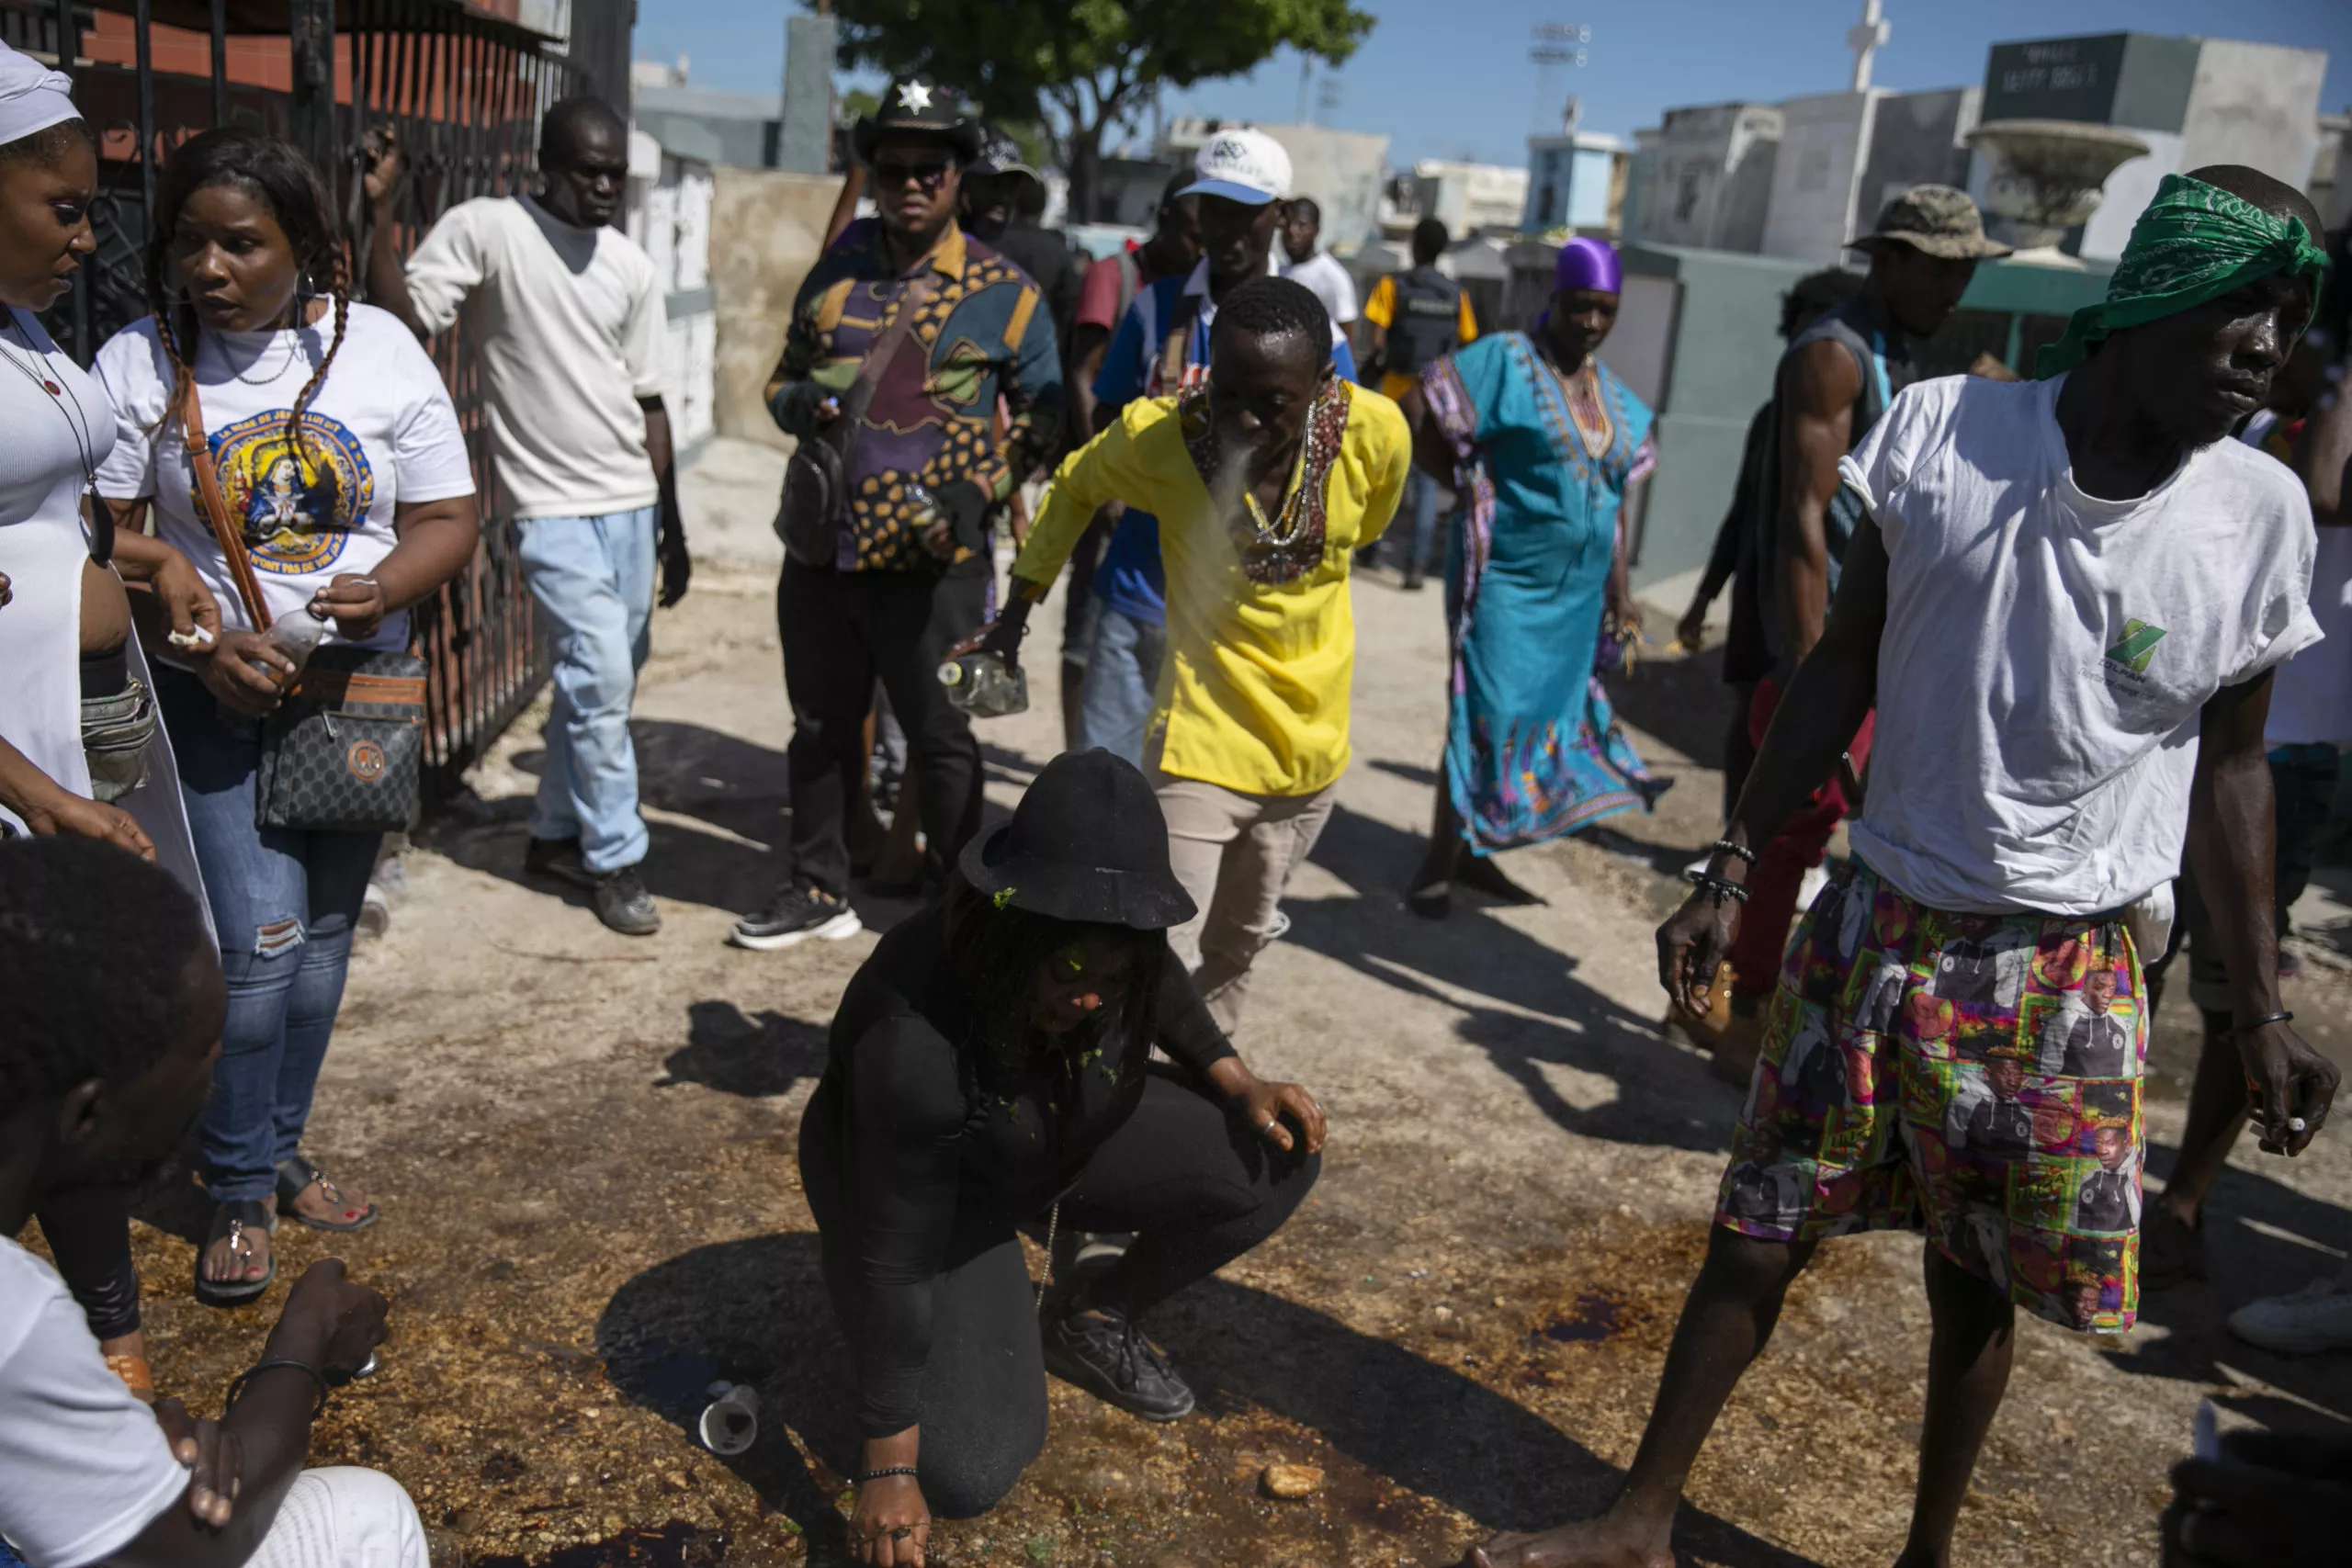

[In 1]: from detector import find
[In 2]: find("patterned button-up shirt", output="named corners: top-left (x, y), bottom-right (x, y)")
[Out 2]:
top-left (767, 224), bottom-right (1062, 572)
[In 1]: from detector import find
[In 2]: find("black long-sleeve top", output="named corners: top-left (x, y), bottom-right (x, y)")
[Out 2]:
top-left (816, 902), bottom-right (1237, 1438)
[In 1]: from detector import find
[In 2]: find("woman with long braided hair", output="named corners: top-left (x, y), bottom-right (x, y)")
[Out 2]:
top-left (92, 128), bottom-right (480, 1306)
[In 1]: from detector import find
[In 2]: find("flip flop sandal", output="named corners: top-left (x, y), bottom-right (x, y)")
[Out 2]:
top-left (193, 1200), bottom-right (277, 1308)
top-left (104, 1353), bottom-right (155, 1403)
top-left (276, 1154), bottom-right (379, 1233)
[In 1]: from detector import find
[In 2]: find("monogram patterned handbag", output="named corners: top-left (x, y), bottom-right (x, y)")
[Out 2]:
top-left (182, 379), bottom-right (424, 834)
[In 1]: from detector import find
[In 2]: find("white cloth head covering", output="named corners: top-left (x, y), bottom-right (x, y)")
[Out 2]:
top-left (0, 41), bottom-right (80, 148)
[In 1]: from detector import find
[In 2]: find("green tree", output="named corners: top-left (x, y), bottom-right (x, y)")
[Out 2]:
top-left (827, 0), bottom-right (1374, 220)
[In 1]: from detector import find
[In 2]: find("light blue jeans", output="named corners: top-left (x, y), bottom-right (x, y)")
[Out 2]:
top-left (516, 506), bottom-right (656, 874)
top-left (1073, 601), bottom-right (1167, 768)
top-left (157, 668), bottom-right (381, 1204)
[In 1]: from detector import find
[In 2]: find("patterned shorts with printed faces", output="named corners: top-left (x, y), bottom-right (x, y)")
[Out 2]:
top-left (1713, 862), bottom-right (2147, 1334)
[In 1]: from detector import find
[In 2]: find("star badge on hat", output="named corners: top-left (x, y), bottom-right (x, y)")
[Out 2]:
top-left (896, 79), bottom-right (933, 114)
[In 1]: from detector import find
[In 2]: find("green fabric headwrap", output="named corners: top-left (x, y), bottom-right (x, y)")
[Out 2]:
top-left (2034, 173), bottom-right (2333, 378)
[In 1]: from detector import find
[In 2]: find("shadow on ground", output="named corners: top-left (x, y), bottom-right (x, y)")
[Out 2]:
top-left (659, 1002), bottom-right (831, 1097)
top-left (594, 1233), bottom-right (1824, 1567)
top-left (2112, 1139), bottom-right (2352, 1424)
top-left (1295, 803), bottom-right (1738, 1155)
top-left (426, 716), bottom-right (1019, 931)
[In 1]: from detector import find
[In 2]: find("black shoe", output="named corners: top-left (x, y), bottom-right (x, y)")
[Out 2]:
top-left (1399, 570), bottom-right (1427, 592)
top-left (524, 835), bottom-right (594, 889)
top-left (593, 865), bottom-right (661, 935)
top-left (1041, 1305), bottom-right (1194, 1421)
top-left (729, 886), bottom-right (863, 952)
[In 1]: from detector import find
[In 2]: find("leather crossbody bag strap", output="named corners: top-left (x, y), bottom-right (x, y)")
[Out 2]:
top-left (178, 367), bottom-right (272, 633)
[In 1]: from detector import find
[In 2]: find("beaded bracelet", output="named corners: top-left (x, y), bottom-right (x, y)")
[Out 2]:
top-left (225, 1358), bottom-right (332, 1422)
top-left (856, 1466), bottom-right (922, 1484)
top-left (1682, 868), bottom-right (1751, 904)
top-left (1707, 838), bottom-right (1758, 867)
top-left (2236, 1010), bottom-right (2294, 1034)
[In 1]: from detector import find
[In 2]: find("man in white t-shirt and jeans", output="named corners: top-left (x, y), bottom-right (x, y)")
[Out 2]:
top-left (0, 838), bottom-right (413, 1568)
top-left (1476, 164), bottom-right (2340, 1568)
top-left (364, 97), bottom-right (686, 937)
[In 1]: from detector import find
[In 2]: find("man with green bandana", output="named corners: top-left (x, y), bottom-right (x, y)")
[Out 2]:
top-left (1475, 164), bottom-right (2341, 1568)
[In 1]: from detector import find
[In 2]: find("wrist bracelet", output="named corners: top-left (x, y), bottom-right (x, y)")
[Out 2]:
top-left (856, 1466), bottom-right (921, 1484)
top-left (1708, 838), bottom-right (1758, 867)
top-left (1683, 868), bottom-right (1751, 904)
top-left (226, 1358), bottom-right (332, 1421)
top-left (2236, 1010), bottom-right (2294, 1034)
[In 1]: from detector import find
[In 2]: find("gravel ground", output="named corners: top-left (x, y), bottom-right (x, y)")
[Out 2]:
top-left (85, 446), bottom-right (2352, 1567)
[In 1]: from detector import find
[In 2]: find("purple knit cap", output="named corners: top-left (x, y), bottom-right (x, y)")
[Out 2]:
top-left (1555, 235), bottom-right (1623, 296)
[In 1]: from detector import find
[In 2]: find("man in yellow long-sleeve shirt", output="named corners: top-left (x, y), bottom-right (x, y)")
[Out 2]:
top-left (977, 276), bottom-right (1410, 1031)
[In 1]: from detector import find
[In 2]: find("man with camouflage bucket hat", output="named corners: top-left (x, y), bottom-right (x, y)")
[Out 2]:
top-left (1703, 185), bottom-right (2010, 1085)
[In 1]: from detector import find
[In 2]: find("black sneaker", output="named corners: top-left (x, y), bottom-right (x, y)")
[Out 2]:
top-left (593, 866), bottom-right (661, 936)
top-left (1041, 1305), bottom-right (1194, 1421)
top-left (729, 886), bottom-right (862, 952)
top-left (524, 835), bottom-right (594, 889)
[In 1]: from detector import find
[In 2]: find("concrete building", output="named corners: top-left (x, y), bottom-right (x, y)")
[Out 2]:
top-left (631, 59), bottom-right (784, 171)
top-left (1968, 32), bottom-right (2332, 262)
top-left (625, 127), bottom-right (718, 458)
top-left (1407, 159), bottom-right (1532, 237)
top-left (1758, 85), bottom-right (1978, 263)
top-left (1623, 103), bottom-right (1782, 253)
top-left (1522, 128), bottom-right (1627, 234)
top-left (1264, 123), bottom-right (1391, 252)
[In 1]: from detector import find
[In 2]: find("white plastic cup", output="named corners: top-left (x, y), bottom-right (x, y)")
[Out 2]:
top-left (698, 1382), bottom-right (758, 1456)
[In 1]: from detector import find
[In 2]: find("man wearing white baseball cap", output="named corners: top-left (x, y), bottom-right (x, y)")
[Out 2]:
top-left (1071, 127), bottom-right (1362, 771)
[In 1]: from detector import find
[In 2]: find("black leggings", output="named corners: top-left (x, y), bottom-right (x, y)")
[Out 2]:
top-left (802, 1065), bottom-right (1317, 1517)
top-left (32, 1185), bottom-right (141, 1341)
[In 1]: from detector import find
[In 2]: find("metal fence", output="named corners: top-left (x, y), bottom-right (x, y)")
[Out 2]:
top-left (4, 0), bottom-right (628, 801)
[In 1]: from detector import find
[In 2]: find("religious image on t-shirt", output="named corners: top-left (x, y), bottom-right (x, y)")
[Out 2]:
top-left (201, 409), bottom-right (374, 575)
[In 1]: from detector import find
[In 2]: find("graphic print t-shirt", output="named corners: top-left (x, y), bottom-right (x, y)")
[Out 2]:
top-left (94, 303), bottom-right (476, 651)
top-left (1842, 372), bottom-right (2321, 916)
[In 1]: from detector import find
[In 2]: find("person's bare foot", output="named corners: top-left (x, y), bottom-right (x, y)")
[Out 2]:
top-left (281, 1165), bottom-right (376, 1229)
top-left (1467, 1516), bottom-right (1674, 1568)
top-left (201, 1198), bottom-right (274, 1289)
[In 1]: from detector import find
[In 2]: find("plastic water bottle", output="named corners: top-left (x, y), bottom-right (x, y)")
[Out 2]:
top-left (937, 650), bottom-right (1030, 717)
top-left (255, 604), bottom-right (325, 679)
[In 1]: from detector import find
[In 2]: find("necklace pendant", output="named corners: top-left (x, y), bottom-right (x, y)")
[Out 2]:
top-left (40, 379), bottom-right (59, 395)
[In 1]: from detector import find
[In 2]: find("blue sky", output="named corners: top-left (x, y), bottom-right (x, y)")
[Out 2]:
top-left (634, 0), bottom-right (2352, 170)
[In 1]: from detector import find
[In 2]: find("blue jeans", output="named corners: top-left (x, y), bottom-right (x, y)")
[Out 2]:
top-left (1073, 601), bottom-right (1166, 768)
top-left (1401, 467), bottom-right (1451, 579)
top-left (157, 668), bottom-right (382, 1204)
top-left (517, 506), bottom-right (656, 873)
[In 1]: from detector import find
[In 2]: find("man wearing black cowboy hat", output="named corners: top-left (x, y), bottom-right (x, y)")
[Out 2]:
top-left (736, 75), bottom-right (1065, 953)
top-left (802, 750), bottom-right (1326, 1557)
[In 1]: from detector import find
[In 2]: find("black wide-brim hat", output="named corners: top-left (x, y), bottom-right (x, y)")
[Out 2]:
top-left (959, 750), bottom-right (1195, 931)
top-left (854, 74), bottom-right (984, 165)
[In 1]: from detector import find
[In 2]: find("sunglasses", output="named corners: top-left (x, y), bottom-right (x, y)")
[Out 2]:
top-left (874, 157), bottom-right (954, 191)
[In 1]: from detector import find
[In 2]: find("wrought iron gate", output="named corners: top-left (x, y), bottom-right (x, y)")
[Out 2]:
top-left (1, 0), bottom-right (630, 801)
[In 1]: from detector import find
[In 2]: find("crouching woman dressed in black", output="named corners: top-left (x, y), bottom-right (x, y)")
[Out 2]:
top-left (802, 750), bottom-right (1326, 1563)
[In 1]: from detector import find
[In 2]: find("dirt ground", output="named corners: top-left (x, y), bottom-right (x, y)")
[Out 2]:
top-left (92, 441), bottom-right (2352, 1567)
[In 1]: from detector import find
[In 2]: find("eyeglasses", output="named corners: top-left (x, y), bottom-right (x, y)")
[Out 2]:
top-left (874, 158), bottom-right (954, 191)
